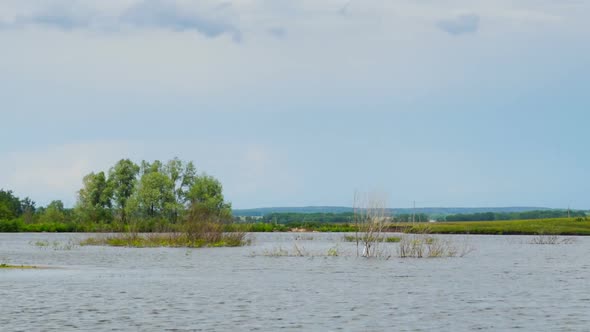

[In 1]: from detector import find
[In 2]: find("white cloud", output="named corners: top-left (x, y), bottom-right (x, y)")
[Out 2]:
top-left (0, 140), bottom-right (139, 206)
top-left (0, 139), bottom-right (302, 208)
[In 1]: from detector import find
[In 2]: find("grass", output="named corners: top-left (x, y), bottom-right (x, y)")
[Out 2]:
top-left (258, 244), bottom-right (342, 257)
top-left (528, 234), bottom-right (576, 245)
top-left (31, 239), bottom-right (78, 250)
top-left (403, 218), bottom-right (590, 235)
top-left (342, 235), bottom-right (401, 243)
top-left (397, 235), bottom-right (471, 258)
top-left (0, 263), bottom-right (40, 269)
top-left (4, 217), bottom-right (589, 236)
top-left (241, 218), bottom-right (590, 235)
top-left (80, 232), bottom-right (248, 248)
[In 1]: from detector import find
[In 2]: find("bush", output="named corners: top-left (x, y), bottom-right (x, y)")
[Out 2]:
top-left (0, 219), bottom-right (23, 232)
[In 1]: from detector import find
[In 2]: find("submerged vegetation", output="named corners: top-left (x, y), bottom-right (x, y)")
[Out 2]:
top-left (0, 261), bottom-right (40, 269)
top-left (342, 235), bottom-right (401, 243)
top-left (528, 234), bottom-right (576, 245)
top-left (80, 232), bottom-right (247, 248)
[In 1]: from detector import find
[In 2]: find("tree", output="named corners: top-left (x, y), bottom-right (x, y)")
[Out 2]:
top-left (109, 159), bottom-right (140, 223)
top-left (135, 170), bottom-right (175, 218)
top-left (20, 197), bottom-right (36, 224)
top-left (165, 158), bottom-right (197, 222)
top-left (39, 200), bottom-right (66, 223)
top-left (187, 175), bottom-right (232, 220)
top-left (0, 189), bottom-right (22, 220)
top-left (77, 171), bottom-right (113, 222)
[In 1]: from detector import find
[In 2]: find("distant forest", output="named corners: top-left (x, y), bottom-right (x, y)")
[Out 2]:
top-left (233, 206), bottom-right (555, 217)
top-left (239, 210), bottom-right (587, 225)
top-left (444, 210), bottom-right (586, 221)
top-left (251, 212), bottom-right (431, 224)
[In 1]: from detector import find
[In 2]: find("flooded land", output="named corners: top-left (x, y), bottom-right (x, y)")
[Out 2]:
top-left (1, 232), bottom-right (589, 331)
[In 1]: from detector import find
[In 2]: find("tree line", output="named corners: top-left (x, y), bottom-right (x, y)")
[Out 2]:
top-left (250, 212), bottom-right (430, 225)
top-left (0, 158), bottom-right (231, 232)
top-left (244, 210), bottom-right (585, 225)
top-left (444, 210), bottom-right (586, 222)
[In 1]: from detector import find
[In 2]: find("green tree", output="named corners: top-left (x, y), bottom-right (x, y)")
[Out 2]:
top-left (135, 170), bottom-right (175, 218)
top-left (187, 175), bottom-right (232, 220)
top-left (77, 171), bottom-right (113, 222)
top-left (39, 200), bottom-right (66, 223)
top-left (0, 189), bottom-right (22, 219)
top-left (165, 158), bottom-right (197, 222)
top-left (20, 197), bottom-right (36, 224)
top-left (140, 160), bottom-right (163, 175)
top-left (109, 159), bottom-right (140, 223)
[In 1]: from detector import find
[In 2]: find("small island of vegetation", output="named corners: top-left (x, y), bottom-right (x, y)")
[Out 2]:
top-left (1, 158), bottom-right (246, 247)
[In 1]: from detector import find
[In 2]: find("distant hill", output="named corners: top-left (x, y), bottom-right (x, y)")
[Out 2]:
top-left (232, 206), bottom-right (553, 217)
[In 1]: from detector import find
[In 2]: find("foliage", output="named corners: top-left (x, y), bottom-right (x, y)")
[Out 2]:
top-left (445, 210), bottom-right (586, 222)
top-left (134, 170), bottom-right (175, 218)
top-left (80, 232), bottom-right (247, 248)
top-left (0, 189), bottom-right (23, 220)
top-left (407, 218), bottom-right (590, 235)
top-left (77, 171), bottom-right (112, 223)
top-left (186, 175), bottom-right (232, 219)
top-left (39, 200), bottom-right (66, 224)
top-left (259, 212), bottom-right (355, 224)
top-left (343, 235), bottom-right (401, 243)
top-left (109, 159), bottom-right (140, 223)
top-left (0, 157), bottom-right (234, 235)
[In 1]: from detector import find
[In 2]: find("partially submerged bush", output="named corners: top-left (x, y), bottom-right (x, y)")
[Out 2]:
top-left (259, 243), bottom-right (341, 257)
top-left (352, 191), bottom-right (389, 258)
top-left (398, 234), bottom-right (470, 258)
top-left (81, 202), bottom-right (248, 248)
top-left (529, 234), bottom-right (576, 245)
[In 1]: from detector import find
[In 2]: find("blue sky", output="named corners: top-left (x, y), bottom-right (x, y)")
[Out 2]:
top-left (1, 0), bottom-right (589, 209)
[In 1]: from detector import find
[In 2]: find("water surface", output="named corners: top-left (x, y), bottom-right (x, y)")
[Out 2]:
top-left (1, 233), bottom-right (589, 331)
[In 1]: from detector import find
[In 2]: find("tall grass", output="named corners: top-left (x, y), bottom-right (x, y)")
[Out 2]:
top-left (81, 205), bottom-right (248, 248)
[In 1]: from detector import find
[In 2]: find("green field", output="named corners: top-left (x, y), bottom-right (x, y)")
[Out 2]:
top-left (409, 218), bottom-right (590, 235)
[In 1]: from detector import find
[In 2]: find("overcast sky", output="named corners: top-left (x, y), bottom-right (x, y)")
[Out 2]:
top-left (1, 0), bottom-right (589, 209)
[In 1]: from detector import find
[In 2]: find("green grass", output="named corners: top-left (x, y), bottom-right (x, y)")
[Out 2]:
top-left (0, 263), bottom-right (39, 269)
top-left (80, 232), bottom-right (249, 248)
top-left (4, 217), bottom-right (590, 236)
top-left (405, 218), bottom-right (590, 235)
top-left (342, 235), bottom-right (401, 242)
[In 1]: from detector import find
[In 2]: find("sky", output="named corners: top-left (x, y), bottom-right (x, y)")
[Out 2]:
top-left (0, 0), bottom-right (589, 209)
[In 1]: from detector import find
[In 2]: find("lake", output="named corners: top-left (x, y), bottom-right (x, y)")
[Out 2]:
top-left (1, 232), bottom-right (589, 331)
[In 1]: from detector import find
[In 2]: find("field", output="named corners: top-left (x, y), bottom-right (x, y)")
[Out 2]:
top-left (409, 218), bottom-right (590, 235)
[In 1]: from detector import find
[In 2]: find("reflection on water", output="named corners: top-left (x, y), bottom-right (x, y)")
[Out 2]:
top-left (1, 233), bottom-right (589, 331)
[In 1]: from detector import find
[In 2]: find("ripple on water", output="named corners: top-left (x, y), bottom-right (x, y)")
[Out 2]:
top-left (1, 233), bottom-right (590, 331)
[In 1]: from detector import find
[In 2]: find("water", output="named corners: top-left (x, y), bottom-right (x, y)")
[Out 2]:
top-left (1, 233), bottom-right (589, 331)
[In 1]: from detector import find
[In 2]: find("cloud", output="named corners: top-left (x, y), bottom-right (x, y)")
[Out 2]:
top-left (0, 3), bottom-right (97, 30)
top-left (0, 0), bottom-right (242, 42)
top-left (267, 26), bottom-right (286, 38)
top-left (0, 140), bottom-right (141, 206)
top-left (437, 14), bottom-right (480, 35)
top-left (121, 0), bottom-right (241, 42)
top-left (19, 10), bottom-right (94, 30)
